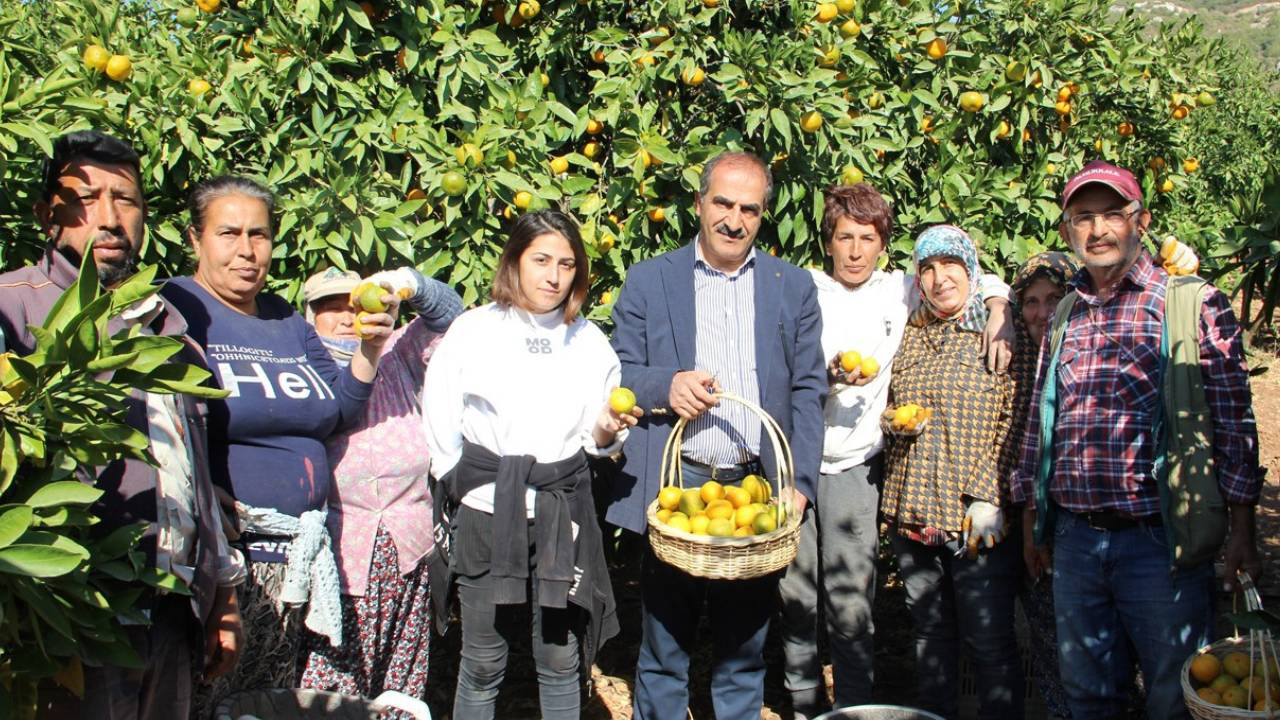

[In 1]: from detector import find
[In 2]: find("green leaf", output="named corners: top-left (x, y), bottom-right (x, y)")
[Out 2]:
top-left (17, 531), bottom-right (90, 561)
top-left (769, 107), bottom-right (791, 147)
top-left (1, 430), bottom-right (19, 495)
top-left (137, 567), bottom-right (192, 595)
top-left (0, 505), bottom-right (34, 548)
top-left (107, 266), bottom-right (160, 314)
top-left (24, 482), bottom-right (104, 509)
top-left (31, 506), bottom-right (98, 529)
top-left (84, 351), bottom-right (141, 373)
top-left (1225, 609), bottom-right (1280, 633)
top-left (90, 523), bottom-right (148, 562)
top-left (0, 544), bottom-right (85, 577)
top-left (104, 335), bottom-right (183, 375)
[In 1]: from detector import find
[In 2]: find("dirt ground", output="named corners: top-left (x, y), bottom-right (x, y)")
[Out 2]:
top-left (424, 318), bottom-right (1280, 720)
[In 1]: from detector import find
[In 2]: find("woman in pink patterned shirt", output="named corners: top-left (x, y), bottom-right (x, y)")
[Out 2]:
top-left (298, 266), bottom-right (462, 710)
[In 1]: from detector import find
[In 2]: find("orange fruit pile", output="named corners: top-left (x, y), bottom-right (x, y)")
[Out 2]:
top-left (654, 476), bottom-right (783, 537)
top-left (1188, 651), bottom-right (1280, 711)
top-left (888, 403), bottom-right (931, 432)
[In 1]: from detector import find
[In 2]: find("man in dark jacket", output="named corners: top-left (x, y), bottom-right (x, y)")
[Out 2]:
top-left (0, 130), bottom-right (244, 720)
top-left (608, 151), bottom-right (827, 719)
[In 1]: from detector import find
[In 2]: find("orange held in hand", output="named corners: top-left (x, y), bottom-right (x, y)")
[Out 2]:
top-left (840, 350), bottom-right (862, 373)
top-left (609, 387), bottom-right (637, 414)
top-left (859, 356), bottom-right (879, 379)
top-left (351, 282), bottom-right (388, 313)
top-left (886, 403), bottom-right (931, 434)
top-left (353, 312), bottom-right (374, 341)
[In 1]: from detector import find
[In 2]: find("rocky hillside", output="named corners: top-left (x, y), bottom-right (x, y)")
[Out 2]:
top-left (1117, 0), bottom-right (1280, 71)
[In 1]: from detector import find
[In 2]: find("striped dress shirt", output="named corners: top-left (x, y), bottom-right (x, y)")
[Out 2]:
top-left (682, 241), bottom-right (763, 467)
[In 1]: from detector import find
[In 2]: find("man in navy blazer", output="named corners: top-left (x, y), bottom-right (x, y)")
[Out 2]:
top-left (607, 151), bottom-right (826, 719)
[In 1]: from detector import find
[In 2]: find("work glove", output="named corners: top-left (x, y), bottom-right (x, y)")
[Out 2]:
top-left (365, 267), bottom-right (463, 332)
top-left (1158, 236), bottom-right (1200, 276)
top-left (960, 501), bottom-right (1006, 558)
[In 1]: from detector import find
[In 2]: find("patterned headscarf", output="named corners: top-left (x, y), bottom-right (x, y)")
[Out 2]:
top-left (910, 224), bottom-right (987, 332)
top-left (1011, 251), bottom-right (1079, 304)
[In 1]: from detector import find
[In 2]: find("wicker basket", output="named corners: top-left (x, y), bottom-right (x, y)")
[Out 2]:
top-left (645, 391), bottom-right (801, 580)
top-left (1182, 572), bottom-right (1279, 719)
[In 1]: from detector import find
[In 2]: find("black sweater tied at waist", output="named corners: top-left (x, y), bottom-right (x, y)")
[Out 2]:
top-left (428, 441), bottom-right (619, 667)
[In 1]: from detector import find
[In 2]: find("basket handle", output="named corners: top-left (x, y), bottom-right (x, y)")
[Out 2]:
top-left (1228, 570), bottom-right (1279, 696)
top-left (657, 392), bottom-right (797, 521)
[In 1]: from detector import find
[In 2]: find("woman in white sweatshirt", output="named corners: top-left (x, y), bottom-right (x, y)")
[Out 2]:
top-left (422, 210), bottom-right (638, 720)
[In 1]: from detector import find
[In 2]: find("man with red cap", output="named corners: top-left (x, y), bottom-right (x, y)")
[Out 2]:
top-left (1011, 161), bottom-right (1263, 718)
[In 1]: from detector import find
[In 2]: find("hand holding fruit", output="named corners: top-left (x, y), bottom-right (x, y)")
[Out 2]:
top-left (829, 350), bottom-right (879, 386)
top-left (669, 370), bottom-right (720, 420)
top-left (961, 501), bottom-right (1005, 558)
top-left (594, 386), bottom-right (642, 448)
top-left (781, 485), bottom-right (809, 517)
top-left (347, 280), bottom-right (401, 349)
top-left (882, 403), bottom-right (931, 436)
top-left (364, 267), bottom-right (422, 304)
top-left (1158, 235), bottom-right (1200, 276)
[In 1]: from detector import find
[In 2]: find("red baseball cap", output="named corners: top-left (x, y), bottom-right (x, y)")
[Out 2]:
top-left (1061, 160), bottom-right (1142, 208)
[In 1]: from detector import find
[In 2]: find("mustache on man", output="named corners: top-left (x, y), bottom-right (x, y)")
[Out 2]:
top-left (714, 222), bottom-right (745, 240)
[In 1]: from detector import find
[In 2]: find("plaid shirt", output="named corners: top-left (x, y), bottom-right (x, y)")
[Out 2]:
top-left (1010, 252), bottom-right (1262, 515)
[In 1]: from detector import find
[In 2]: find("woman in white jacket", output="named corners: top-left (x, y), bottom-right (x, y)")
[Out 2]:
top-left (422, 210), bottom-right (639, 720)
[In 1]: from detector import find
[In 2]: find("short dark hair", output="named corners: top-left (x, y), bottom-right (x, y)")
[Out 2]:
top-left (187, 175), bottom-right (276, 237)
top-left (41, 131), bottom-right (143, 203)
top-left (821, 184), bottom-right (893, 246)
top-left (491, 210), bottom-right (590, 325)
top-left (699, 151), bottom-right (774, 203)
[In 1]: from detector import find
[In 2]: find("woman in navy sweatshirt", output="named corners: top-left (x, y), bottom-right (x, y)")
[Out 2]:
top-left (161, 176), bottom-right (399, 715)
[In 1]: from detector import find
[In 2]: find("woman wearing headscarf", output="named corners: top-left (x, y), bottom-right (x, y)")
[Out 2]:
top-left (1010, 251), bottom-right (1077, 719)
top-left (880, 224), bottom-right (1034, 719)
top-left (297, 266), bottom-right (462, 710)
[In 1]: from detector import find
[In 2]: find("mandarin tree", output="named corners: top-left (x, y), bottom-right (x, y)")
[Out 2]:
top-left (0, 0), bottom-right (1278, 322)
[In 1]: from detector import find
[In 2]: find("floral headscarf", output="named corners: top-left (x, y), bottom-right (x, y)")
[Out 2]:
top-left (910, 224), bottom-right (987, 333)
top-left (1011, 251), bottom-right (1079, 305)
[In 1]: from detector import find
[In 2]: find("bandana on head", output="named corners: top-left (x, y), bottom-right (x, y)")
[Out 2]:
top-left (1011, 251), bottom-right (1079, 303)
top-left (910, 224), bottom-right (987, 332)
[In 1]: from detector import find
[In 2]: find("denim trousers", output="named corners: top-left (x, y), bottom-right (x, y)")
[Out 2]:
top-left (1051, 511), bottom-right (1213, 720)
top-left (632, 461), bottom-right (778, 720)
top-left (890, 532), bottom-right (1024, 720)
top-left (779, 457), bottom-right (883, 715)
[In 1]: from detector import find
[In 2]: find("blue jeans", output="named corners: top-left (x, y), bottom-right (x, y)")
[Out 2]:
top-left (1051, 511), bottom-right (1213, 720)
top-left (632, 462), bottom-right (778, 720)
top-left (779, 458), bottom-right (882, 714)
top-left (891, 533), bottom-right (1024, 720)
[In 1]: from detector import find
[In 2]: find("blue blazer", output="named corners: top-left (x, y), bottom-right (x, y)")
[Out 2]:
top-left (605, 242), bottom-right (826, 535)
